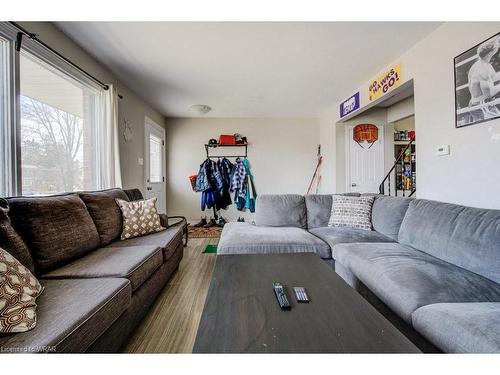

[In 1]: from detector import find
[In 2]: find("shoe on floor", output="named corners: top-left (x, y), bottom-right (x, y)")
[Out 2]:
top-left (203, 218), bottom-right (217, 228)
top-left (192, 217), bottom-right (207, 227)
top-left (217, 217), bottom-right (227, 227)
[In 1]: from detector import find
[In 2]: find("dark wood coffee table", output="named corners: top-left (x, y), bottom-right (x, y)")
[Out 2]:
top-left (193, 253), bottom-right (420, 353)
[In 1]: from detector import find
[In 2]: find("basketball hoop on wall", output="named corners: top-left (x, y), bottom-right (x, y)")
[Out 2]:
top-left (353, 124), bottom-right (378, 149)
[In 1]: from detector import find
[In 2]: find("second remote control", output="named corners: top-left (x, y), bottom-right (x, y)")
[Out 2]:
top-left (273, 282), bottom-right (291, 310)
top-left (293, 287), bottom-right (310, 303)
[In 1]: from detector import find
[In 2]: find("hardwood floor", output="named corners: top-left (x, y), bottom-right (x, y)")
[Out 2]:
top-left (124, 238), bottom-right (217, 353)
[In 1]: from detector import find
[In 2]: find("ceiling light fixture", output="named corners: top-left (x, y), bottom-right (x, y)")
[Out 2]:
top-left (189, 104), bottom-right (212, 115)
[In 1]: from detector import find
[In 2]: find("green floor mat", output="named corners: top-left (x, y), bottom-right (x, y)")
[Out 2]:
top-left (203, 244), bottom-right (218, 254)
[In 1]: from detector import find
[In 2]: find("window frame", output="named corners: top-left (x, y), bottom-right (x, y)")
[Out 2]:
top-left (0, 22), bottom-right (104, 196)
top-left (0, 23), bottom-right (20, 196)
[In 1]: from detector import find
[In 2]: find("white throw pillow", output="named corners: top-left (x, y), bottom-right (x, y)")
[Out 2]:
top-left (328, 195), bottom-right (375, 231)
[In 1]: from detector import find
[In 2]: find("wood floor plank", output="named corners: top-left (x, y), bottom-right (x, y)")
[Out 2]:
top-left (124, 237), bottom-right (217, 353)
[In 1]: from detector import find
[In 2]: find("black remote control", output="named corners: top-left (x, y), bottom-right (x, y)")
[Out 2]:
top-left (273, 282), bottom-right (291, 310)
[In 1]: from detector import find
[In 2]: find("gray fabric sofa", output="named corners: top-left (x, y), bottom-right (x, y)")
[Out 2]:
top-left (0, 188), bottom-right (186, 353)
top-left (217, 193), bottom-right (500, 353)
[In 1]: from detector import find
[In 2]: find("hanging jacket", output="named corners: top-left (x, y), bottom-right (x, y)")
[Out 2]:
top-left (218, 158), bottom-right (234, 185)
top-left (215, 158), bottom-right (233, 210)
top-left (195, 159), bottom-right (212, 192)
top-left (243, 159), bottom-right (257, 213)
top-left (211, 160), bottom-right (224, 191)
top-left (201, 190), bottom-right (216, 211)
top-left (230, 158), bottom-right (247, 194)
top-left (195, 159), bottom-right (224, 192)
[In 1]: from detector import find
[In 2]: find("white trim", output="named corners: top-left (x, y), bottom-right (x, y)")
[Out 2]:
top-left (144, 117), bottom-right (166, 213)
top-left (345, 125), bottom-right (351, 193)
top-left (0, 24), bottom-right (18, 196)
top-left (144, 116), bottom-right (166, 186)
top-left (145, 116), bottom-right (164, 133)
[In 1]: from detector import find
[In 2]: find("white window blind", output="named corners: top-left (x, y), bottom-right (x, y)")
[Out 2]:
top-left (149, 134), bottom-right (163, 183)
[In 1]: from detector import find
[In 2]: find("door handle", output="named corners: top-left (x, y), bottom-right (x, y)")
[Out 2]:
top-left (146, 187), bottom-right (152, 191)
top-left (351, 183), bottom-right (357, 187)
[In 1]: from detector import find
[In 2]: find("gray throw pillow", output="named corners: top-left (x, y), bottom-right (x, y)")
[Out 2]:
top-left (328, 195), bottom-right (375, 231)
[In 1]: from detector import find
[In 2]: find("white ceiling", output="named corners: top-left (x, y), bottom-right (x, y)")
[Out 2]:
top-left (55, 22), bottom-right (441, 118)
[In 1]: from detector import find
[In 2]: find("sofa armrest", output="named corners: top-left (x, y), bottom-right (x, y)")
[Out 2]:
top-left (159, 213), bottom-right (169, 228)
top-left (160, 214), bottom-right (188, 247)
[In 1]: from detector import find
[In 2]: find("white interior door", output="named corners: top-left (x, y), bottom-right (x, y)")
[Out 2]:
top-left (346, 125), bottom-right (384, 193)
top-left (145, 118), bottom-right (166, 214)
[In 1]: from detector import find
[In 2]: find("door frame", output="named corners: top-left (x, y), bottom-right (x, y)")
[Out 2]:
top-left (344, 124), bottom-right (384, 193)
top-left (144, 116), bottom-right (166, 212)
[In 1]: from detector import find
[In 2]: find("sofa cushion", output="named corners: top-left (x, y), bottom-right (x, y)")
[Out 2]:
top-left (79, 189), bottom-right (130, 246)
top-left (328, 195), bottom-right (375, 230)
top-left (0, 278), bottom-right (130, 353)
top-left (398, 199), bottom-right (500, 284)
top-left (217, 222), bottom-right (331, 258)
top-left (309, 227), bottom-right (394, 259)
top-left (7, 194), bottom-right (101, 274)
top-left (371, 195), bottom-right (412, 241)
top-left (0, 248), bottom-right (43, 333)
top-left (106, 225), bottom-right (184, 262)
top-left (43, 245), bottom-right (162, 291)
top-left (334, 242), bottom-right (500, 323)
top-left (124, 188), bottom-right (144, 202)
top-left (255, 194), bottom-right (307, 229)
top-left (0, 198), bottom-right (35, 273)
top-left (412, 302), bottom-right (500, 353)
top-left (305, 194), bottom-right (333, 229)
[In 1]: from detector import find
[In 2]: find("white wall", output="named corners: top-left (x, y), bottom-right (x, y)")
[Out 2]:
top-left (165, 118), bottom-right (320, 221)
top-left (321, 22), bottom-right (500, 209)
top-left (19, 22), bottom-right (167, 193)
top-left (319, 111), bottom-right (337, 193)
top-left (387, 96), bottom-right (414, 123)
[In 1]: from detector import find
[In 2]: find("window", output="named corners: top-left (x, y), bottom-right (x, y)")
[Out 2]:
top-left (19, 51), bottom-right (100, 195)
top-left (149, 133), bottom-right (163, 183)
top-left (0, 22), bottom-right (119, 196)
top-left (0, 36), bottom-right (9, 195)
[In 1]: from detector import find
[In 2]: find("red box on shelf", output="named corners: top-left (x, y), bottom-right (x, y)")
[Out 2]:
top-left (218, 134), bottom-right (236, 145)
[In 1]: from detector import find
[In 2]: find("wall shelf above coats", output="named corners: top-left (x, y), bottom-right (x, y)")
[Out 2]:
top-left (204, 143), bottom-right (248, 159)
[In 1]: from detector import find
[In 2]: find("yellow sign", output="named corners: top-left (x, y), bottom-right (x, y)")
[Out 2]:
top-left (368, 64), bottom-right (402, 101)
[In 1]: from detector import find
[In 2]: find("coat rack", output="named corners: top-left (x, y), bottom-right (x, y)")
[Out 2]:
top-left (205, 143), bottom-right (248, 159)
top-left (202, 143), bottom-right (248, 221)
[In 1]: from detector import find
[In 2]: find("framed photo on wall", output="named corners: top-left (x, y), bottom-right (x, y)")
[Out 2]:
top-left (454, 32), bottom-right (500, 128)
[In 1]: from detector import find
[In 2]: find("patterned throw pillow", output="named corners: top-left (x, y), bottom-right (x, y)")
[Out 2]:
top-left (0, 247), bottom-right (44, 333)
top-left (115, 197), bottom-right (165, 240)
top-left (328, 195), bottom-right (375, 230)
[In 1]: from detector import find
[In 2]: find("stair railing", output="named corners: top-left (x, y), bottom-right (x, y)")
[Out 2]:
top-left (379, 137), bottom-right (415, 197)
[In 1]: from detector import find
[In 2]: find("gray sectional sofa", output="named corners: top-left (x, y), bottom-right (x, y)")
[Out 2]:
top-left (217, 194), bottom-right (500, 353)
top-left (0, 188), bottom-right (186, 353)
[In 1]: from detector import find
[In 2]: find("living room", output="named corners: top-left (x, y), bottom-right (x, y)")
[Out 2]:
top-left (1, 1), bottom-right (500, 374)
